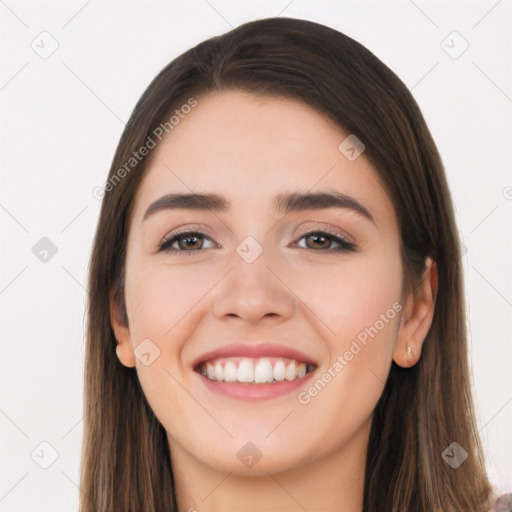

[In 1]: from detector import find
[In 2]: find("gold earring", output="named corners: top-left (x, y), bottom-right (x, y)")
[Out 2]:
top-left (407, 345), bottom-right (412, 357)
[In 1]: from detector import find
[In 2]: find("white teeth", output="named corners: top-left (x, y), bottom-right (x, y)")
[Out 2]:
top-left (214, 362), bottom-right (224, 382)
top-left (224, 361), bottom-right (237, 382)
top-left (254, 358), bottom-right (273, 383)
top-left (199, 357), bottom-right (313, 384)
top-left (284, 360), bottom-right (296, 381)
top-left (273, 359), bottom-right (286, 381)
top-left (237, 359), bottom-right (254, 382)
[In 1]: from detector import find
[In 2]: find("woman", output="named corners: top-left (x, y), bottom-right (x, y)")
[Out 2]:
top-left (80, 16), bottom-right (498, 511)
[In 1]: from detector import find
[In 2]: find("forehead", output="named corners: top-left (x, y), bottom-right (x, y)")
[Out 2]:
top-left (131, 90), bottom-right (396, 231)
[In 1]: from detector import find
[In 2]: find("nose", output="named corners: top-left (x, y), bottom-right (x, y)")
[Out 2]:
top-left (211, 245), bottom-right (295, 325)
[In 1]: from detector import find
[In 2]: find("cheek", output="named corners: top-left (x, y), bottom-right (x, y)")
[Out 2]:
top-left (121, 261), bottom-right (211, 432)
top-left (123, 259), bottom-right (218, 399)
top-left (125, 259), bottom-right (215, 341)
top-left (291, 247), bottom-right (403, 416)
top-left (293, 247), bottom-right (403, 347)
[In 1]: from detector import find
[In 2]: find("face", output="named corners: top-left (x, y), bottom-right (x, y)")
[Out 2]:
top-left (112, 89), bottom-right (427, 477)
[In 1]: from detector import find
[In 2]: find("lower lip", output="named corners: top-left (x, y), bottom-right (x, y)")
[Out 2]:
top-left (196, 370), bottom-right (316, 400)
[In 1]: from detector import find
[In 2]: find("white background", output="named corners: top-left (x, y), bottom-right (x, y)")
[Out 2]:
top-left (1, 1), bottom-right (511, 510)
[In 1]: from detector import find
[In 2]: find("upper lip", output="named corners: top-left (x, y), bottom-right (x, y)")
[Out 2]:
top-left (192, 342), bottom-right (318, 369)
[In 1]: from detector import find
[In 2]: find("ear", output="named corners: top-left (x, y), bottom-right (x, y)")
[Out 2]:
top-left (394, 257), bottom-right (438, 368)
top-left (109, 290), bottom-right (136, 368)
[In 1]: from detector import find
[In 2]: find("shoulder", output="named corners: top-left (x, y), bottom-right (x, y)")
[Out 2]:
top-left (490, 492), bottom-right (512, 511)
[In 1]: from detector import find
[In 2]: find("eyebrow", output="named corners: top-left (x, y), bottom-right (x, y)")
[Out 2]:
top-left (142, 191), bottom-right (376, 225)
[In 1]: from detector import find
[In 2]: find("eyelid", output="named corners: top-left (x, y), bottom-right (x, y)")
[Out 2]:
top-left (293, 221), bottom-right (355, 245)
top-left (292, 228), bottom-right (357, 253)
top-left (158, 223), bottom-right (215, 248)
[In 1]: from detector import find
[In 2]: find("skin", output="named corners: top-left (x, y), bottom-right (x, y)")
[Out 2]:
top-left (111, 90), bottom-right (437, 512)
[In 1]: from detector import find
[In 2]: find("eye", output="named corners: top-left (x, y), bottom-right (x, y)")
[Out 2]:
top-left (158, 230), bottom-right (217, 254)
top-left (294, 230), bottom-right (357, 252)
top-left (158, 228), bottom-right (357, 254)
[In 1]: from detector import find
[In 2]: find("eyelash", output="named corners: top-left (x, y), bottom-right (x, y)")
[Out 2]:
top-left (158, 228), bottom-right (357, 255)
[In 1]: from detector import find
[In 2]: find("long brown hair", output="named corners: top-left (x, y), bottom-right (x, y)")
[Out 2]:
top-left (80, 17), bottom-right (494, 511)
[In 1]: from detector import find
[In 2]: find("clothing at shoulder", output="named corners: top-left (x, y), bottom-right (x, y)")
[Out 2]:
top-left (491, 492), bottom-right (512, 511)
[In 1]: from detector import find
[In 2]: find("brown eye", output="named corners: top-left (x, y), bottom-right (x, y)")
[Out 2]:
top-left (305, 233), bottom-right (331, 250)
top-left (158, 229), bottom-right (356, 255)
top-left (176, 234), bottom-right (203, 250)
top-left (296, 231), bottom-right (356, 252)
top-left (159, 231), bottom-right (216, 253)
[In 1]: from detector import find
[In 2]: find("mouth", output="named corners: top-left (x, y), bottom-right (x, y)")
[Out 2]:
top-left (194, 356), bottom-right (317, 384)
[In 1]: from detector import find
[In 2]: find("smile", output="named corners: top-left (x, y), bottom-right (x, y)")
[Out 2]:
top-left (196, 356), bottom-right (316, 384)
